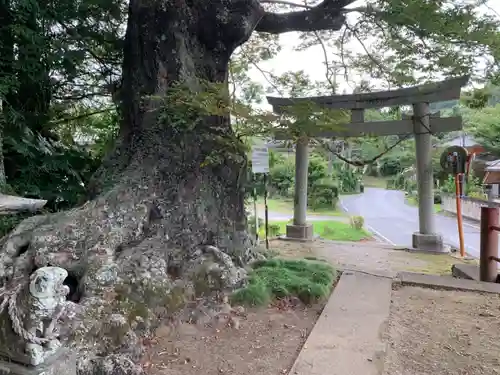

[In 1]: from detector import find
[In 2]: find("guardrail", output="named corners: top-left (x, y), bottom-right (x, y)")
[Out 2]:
top-left (480, 207), bottom-right (500, 282)
top-left (442, 194), bottom-right (500, 222)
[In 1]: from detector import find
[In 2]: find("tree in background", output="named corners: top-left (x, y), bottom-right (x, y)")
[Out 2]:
top-left (0, 0), bottom-right (125, 208)
top-left (463, 104), bottom-right (500, 155)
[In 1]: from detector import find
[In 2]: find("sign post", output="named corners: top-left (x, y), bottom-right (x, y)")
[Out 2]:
top-left (252, 146), bottom-right (270, 249)
top-left (252, 187), bottom-right (259, 244)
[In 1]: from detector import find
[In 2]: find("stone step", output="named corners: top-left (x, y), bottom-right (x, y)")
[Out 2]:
top-left (0, 349), bottom-right (76, 375)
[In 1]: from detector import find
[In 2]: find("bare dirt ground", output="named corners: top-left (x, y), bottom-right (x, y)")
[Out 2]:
top-left (141, 239), bottom-right (481, 375)
top-left (383, 286), bottom-right (500, 375)
top-left (144, 303), bottom-right (324, 375)
top-left (271, 238), bottom-right (477, 276)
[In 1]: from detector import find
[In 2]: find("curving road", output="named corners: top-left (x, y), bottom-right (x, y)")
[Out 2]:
top-left (340, 188), bottom-right (484, 258)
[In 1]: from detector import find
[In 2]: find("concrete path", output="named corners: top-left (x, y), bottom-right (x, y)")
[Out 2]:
top-left (289, 264), bottom-right (500, 375)
top-left (341, 187), bottom-right (486, 258)
top-left (289, 271), bottom-right (392, 375)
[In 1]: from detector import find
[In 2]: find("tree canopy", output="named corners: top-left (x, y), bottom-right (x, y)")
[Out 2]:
top-left (0, 0), bottom-right (497, 231)
top-left (0, 0), bottom-right (498, 189)
top-left (0, 0), bottom-right (499, 373)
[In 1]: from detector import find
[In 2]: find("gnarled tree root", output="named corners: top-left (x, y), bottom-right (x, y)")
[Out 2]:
top-left (0, 181), bottom-right (259, 374)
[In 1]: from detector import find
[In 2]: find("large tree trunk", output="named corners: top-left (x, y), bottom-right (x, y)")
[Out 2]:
top-left (2, 0), bottom-right (262, 283)
top-left (2, 1), bottom-right (260, 293)
top-left (0, 0), bottom-right (346, 372)
top-left (85, 0), bottom-right (266, 255)
top-left (0, 2), bottom-right (263, 370)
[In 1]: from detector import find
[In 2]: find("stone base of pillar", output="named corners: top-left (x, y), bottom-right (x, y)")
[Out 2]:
top-left (412, 232), bottom-right (447, 253)
top-left (286, 224), bottom-right (314, 241)
top-left (0, 349), bottom-right (76, 375)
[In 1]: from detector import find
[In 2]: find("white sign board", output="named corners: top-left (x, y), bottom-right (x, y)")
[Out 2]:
top-left (251, 146), bottom-right (269, 173)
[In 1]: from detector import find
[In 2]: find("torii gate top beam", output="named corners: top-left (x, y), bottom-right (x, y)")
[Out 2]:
top-left (266, 75), bottom-right (469, 112)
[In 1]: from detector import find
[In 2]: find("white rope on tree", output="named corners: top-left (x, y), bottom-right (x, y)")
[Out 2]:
top-left (0, 280), bottom-right (64, 345)
top-left (7, 289), bottom-right (49, 345)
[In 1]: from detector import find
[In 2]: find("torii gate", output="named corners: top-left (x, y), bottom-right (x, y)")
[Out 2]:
top-left (267, 75), bottom-right (469, 252)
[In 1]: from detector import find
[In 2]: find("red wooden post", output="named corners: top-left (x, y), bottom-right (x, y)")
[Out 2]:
top-left (480, 206), bottom-right (499, 282)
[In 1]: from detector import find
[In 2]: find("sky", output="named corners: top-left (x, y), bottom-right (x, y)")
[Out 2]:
top-left (249, 0), bottom-right (500, 110)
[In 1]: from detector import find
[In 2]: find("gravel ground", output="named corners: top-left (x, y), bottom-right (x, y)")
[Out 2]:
top-left (270, 239), bottom-right (429, 276)
top-left (142, 239), bottom-right (487, 375)
top-left (270, 238), bottom-right (477, 276)
top-left (144, 304), bottom-right (324, 375)
top-left (382, 286), bottom-right (500, 375)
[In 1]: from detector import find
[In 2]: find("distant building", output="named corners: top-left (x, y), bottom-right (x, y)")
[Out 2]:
top-left (439, 134), bottom-right (485, 155)
top-left (487, 85), bottom-right (500, 107)
top-left (264, 139), bottom-right (294, 153)
top-left (429, 100), bottom-right (459, 112)
top-left (483, 160), bottom-right (500, 197)
top-left (437, 134), bottom-right (498, 182)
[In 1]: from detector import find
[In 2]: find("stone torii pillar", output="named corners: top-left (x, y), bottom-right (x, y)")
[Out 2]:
top-left (411, 103), bottom-right (444, 251)
top-left (286, 136), bottom-right (313, 240)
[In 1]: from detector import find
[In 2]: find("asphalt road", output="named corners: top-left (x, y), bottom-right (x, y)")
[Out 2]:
top-left (340, 188), bottom-right (485, 258)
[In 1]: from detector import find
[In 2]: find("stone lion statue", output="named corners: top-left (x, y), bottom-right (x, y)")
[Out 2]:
top-left (22, 266), bottom-right (70, 366)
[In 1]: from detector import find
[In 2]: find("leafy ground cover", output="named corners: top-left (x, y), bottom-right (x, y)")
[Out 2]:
top-left (231, 258), bottom-right (337, 306)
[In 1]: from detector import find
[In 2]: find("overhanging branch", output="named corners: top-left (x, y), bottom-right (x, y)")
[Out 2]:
top-left (315, 136), bottom-right (408, 167)
top-left (256, 0), bottom-right (356, 34)
top-left (0, 195), bottom-right (47, 215)
top-left (259, 0), bottom-right (311, 9)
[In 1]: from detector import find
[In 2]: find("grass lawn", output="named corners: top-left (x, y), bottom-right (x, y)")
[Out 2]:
top-left (259, 219), bottom-right (371, 241)
top-left (254, 197), bottom-right (344, 217)
top-left (393, 250), bottom-right (478, 275)
top-left (406, 196), bottom-right (441, 213)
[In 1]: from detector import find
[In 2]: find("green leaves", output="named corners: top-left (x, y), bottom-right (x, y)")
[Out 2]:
top-left (462, 103), bottom-right (500, 154)
top-left (276, 101), bottom-right (350, 139)
top-left (380, 0), bottom-right (500, 82)
top-left (0, 0), bottom-right (497, 214)
top-left (292, 0), bottom-right (500, 87)
top-left (3, 128), bottom-right (100, 210)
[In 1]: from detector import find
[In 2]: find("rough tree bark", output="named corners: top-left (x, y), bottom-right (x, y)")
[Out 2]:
top-left (0, 0), bottom-right (349, 373)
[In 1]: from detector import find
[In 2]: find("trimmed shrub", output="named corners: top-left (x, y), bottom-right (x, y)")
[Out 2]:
top-left (268, 223), bottom-right (281, 237)
top-left (433, 192), bottom-right (442, 204)
top-left (349, 215), bottom-right (364, 230)
top-left (308, 179), bottom-right (339, 210)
